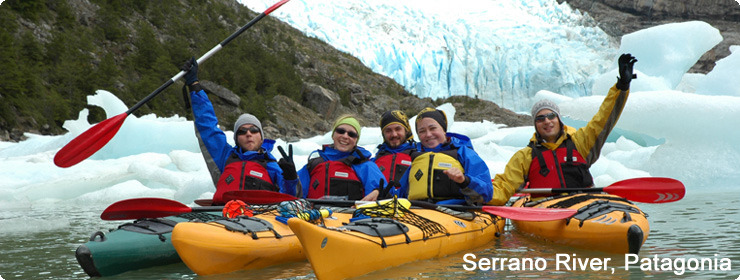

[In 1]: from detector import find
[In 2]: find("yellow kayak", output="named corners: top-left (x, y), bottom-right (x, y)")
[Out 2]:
top-left (511, 193), bottom-right (649, 254)
top-left (171, 209), bottom-right (353, 276)
top-left (289, 207), bottom-right (504, 280)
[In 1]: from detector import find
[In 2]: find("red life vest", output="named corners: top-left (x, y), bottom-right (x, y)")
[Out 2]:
top-left (306, 155), bottom-right (365, 200)
top-left (374, 149), bottom-right (413, 183)
top-left (526, 136), bottom-right (593, 196)
top-left (212, 155), bottom-right (276, 204)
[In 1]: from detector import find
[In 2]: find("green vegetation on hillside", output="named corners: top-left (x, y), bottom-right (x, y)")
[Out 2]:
top-left (0, 0), bottom-right (303, 135)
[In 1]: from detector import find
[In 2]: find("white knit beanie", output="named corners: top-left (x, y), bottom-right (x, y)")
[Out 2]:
top-left (530, 99), bottom-right (560, 118)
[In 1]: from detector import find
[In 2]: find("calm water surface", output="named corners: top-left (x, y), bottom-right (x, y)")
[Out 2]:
top-left (1, 186), bottom-right (738, 279)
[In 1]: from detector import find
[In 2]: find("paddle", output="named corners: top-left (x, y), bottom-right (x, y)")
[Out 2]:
top-left (100, 195), bottom-right (329, 221)
top-left (53, 0), bottom-right (292, 168)
top-left (407, 200), bottom-right (576, 221)
top-left (225, 190), bottom-right (576, 221)
top-left (100, 191), bottom-right (296, 220)
top-left (518, 177), bottom-right (685, 203)
top-left (101, 190), bottom-right (577, 221)
top-left (101, 198), bottom-right (222, 221)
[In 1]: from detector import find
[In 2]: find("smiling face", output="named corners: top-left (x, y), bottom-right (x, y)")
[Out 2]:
top-left (236, 124), bottom-right (263, 151)
top-left (332, 124), bottom-right (359, 152)
top-left (534, 109), bottom-right (561, 142)
top-left (416, 118), bottom-right (447, 149)
top-left (382, 123), bottom-right (407, 148)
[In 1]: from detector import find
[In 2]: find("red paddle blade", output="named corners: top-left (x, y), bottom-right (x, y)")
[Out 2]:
top-left (605, 177), bottom-right (685, 203)
top-left (100, 198), bottom-right (191, 220)
top-left (54, 113), bottom-right (129, 168)
top-left (482, 206), bottom-right (576, 221)
top-left (222, 190), bottom-right (298, 204)
top-left (264, 0), bottom-right (291, 15)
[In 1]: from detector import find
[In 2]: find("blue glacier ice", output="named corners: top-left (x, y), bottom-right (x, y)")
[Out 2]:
top-left (242, 0), bottom-right (617, 111)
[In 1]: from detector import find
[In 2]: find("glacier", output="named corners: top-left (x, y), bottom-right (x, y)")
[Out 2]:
top-left (242, 0), bottom-right (617, 111)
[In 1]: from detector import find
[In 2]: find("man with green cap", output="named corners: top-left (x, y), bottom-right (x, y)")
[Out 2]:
top-left (297, 115), bottom-right (387, 201)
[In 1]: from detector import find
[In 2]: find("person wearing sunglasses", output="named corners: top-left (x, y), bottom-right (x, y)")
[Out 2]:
top-left (365, 110), bottom-right (418, 201)
top-left (181, 58), bottom-right (298, 205)
top-left (395, 108), bottom-right (493, 206)
top-left (297, 115), bottom-right (387, 201)
top-left (489, 53), bottom-right (638, 205)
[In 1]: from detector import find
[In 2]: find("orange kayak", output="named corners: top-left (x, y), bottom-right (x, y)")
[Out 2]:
top-left (289, 208), bottom-right (504, 280)
top-left (172, 209), bottom-right (353, 275)
top-left (511, 193), bottom-right (649, 254)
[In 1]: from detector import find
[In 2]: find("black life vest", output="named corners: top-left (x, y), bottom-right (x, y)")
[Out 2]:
top-left (407, 148), bottom-right (465, 202)
top-left (526, 135), bottom-right (593, 196)
top-left (213, 153), bottom-right (277, 204)
top-left (374, 149), bottom-right (413, 183)
top-left (305, 152), bottom-right (367, 200)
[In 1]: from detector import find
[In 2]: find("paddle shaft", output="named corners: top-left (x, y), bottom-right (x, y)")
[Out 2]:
top-left (310, 198), bottom-right (528, 212)
top-left (188, 206), bottom-right (224, 212)
top-left (127, 0), bottom-right (291, 114)
top-left (306, 199), bottom-right (356, 207)
top-left (518, 187), bottom-right (603, 195)
top-left (306, 199), bottom-right (463, 209)
top-left (411, 200), bottom-right (575, 221)
top-left (409, 200), bottom-right (480, 211)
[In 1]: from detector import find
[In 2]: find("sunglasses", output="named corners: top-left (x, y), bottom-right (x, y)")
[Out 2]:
top-left (334, 127), bottom-right (358, 139)
top-left (236, 126), bottom-right (261, 136)
top-left (535, 112), bottom-right (558, 123)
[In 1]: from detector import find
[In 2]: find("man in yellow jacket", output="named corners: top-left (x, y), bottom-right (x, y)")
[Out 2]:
top-left (490, 53), bottom-right (638, 206)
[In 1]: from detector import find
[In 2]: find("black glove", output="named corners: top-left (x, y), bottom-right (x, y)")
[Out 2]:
top-left (380, 180), bottom-right (400, 199)
top-left (278, 145), bottom-right (297, 180)
top-left (616, 53), bottom-right (637, 91)
top-left (180, 57), bottom-right (199, 86)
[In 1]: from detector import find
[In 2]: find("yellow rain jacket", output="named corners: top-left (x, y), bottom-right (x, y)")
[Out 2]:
top-left (490, 84), bottom-right (630, 206)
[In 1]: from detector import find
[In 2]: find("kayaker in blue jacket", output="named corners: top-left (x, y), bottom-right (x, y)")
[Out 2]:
top-left (398, 108), bottom-right (493, 205)
top-left (181, 58), bottom-right (298, 204)
top-left (367, 110), bottom-right (417, 200)
top-left (297, 115), bottom-right (387, 201)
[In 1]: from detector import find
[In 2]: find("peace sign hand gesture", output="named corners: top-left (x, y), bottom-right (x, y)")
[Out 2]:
top-left (278, 144), bottom-right (297, 180)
